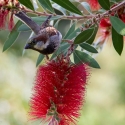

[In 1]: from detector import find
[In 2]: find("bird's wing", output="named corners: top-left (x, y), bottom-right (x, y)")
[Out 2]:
top-left (40, 15), bottom-right (52, 29)
top-left (35, 27), bottom-right (58, 43)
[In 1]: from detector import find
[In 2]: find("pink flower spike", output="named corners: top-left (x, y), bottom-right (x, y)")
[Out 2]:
top-left (8, 13), bottom-right (14, 31)
top-left (29, 57), bottom-right (89, 125)
top-left (99, 18), bottom-right (111, 28)
top-left (87, 0), bottom-right (100, 11)
top-left (0, 10), bottom-right (8, 29)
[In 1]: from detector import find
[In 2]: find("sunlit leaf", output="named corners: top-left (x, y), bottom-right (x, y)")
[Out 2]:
top-left (31, 0), bottom-right (39, 10)
top-left (110, 16), bottom-right (125, 36)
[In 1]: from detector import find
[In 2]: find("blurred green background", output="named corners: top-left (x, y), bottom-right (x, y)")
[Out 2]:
top-left (0, 26), bottom-right (125, 125)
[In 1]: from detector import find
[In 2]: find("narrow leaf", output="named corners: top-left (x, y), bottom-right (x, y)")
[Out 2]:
top-left (67, 28), bottom-right (80, 39)
top-left (18, 0), bottom-right (34, 10)
top-left (81, 2), bottom-right (92, 13)
top-left (32, 16), bottom-right (62, 22)
top-left (18, 24), bottom-right (31, 31)
top-left (52, 0), bottom-right (82, 15)
top-left (80, 43), bottom-right (98, 53)
top-left (73, 50), bottom-right (100, 68)
top-left (98, 0), bottom-right (110, 10)
top-left (18, 22), bottom-right (43, 32)
top-left (38, 0), bottom-right (54, 13)
top-left (31, 0), bottom-right (39, 10)
top-left (3, 21), bottom-right (22, 52)
top-left (112, 27), bottom-right (123, 55)
top-left (51, 42), bottom-right (70, 59)
top-left (54, 20), bottom-right (60, 29)
top-left (36, 54), bottom-right (45, 67)
top-left (74, 28), bottom-right (94, 44)
top-left (52, 3), bottom-right (67, 15)
top-left (110, 16), bottom-right (125, 36)
top-left (86, 26), bottom-right (98, 44)
top-left (63, 22), bottom-right (76, 39)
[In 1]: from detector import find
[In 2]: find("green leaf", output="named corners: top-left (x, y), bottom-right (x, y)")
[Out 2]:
top-left (51, 42), bottom-right (70, 59)
top-left (51, 0), bottom-right (82, 15)
top-left (32, 16), bottom-right (62, 22)
top-left (52, 3), bottom-right (67, 15)
top-left (66, 28), bottom-right (80, 39)
top-left (18, 24), bottom-right (31, 31)
top-left (81, 2), bottom-right (92, 13)
top-left (110, 16), bottom-right (125, 36)
top-left (36, 54), bottom-right (45, 67)
top-left (73, 50), bottom-right (100, 68)
top-left (3, 21), bottom-right (22, 52)
top-left (112, 27), bottom-right (123, 55)
top-left (18, 16), bottom-right (61, 31)
top-left (18, 0), bottom-right (34, 10)
top-left (54, 20), bottom-right (60, 29)
top-left (18, 21), bottom-right (43, 32)
top-left (98, 0), bottom-right (110, 10)
top-left (38, 0), bottom-right (55, 13)
top-left (63, 22), bottom-right (76, 39)
top-left (74, 28), bottom-right (94, 44)
top-left (86, 26), bottom-right (98, 44)
top-left (80, 43), bottom-right (98, 53)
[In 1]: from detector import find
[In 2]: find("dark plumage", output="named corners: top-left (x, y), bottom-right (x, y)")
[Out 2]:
top-left (15, 12), bottom-right (62, 57)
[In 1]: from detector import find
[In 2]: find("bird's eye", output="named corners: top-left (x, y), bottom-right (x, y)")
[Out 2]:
top-left (31, 40), bottom-right (36, 44)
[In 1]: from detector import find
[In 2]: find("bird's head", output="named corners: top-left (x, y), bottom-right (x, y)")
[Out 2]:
top-left (25, 37), bottom-right (45, 53)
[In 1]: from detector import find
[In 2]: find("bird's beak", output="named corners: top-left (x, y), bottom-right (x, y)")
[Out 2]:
top-left (25, 43), bottom-right (31, 49)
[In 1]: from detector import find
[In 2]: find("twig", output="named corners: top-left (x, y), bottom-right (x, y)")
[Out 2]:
top-left (22, 1), bottom-right (125, 20)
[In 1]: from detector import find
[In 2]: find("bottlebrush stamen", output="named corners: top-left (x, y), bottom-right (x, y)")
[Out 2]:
top-left (29, 57), bottom-right (89, 125)
top-left (87, 0), bottom-right (100, 11)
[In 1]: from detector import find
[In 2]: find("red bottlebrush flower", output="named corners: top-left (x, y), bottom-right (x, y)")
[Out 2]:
top-left (0, 0), bottom-right (15, 30)
top-left (117, 7), bottom-right (125, 23)
top-left (8, 13), bottom-right (14, 31)
top-left (0, 9), bottom-right (9, 29)
top-left (29, 57), bottom-right (89, 125)
top-left (87, 0), bottom-right (100, 11)
top-left (99, 18), bottom-right (111, 28)
top-left (94, 18), bottom-right (111, 48)
top-left (120, 14), bottom-right (125, 23)
top-left (95, 18), bottom-right (111, 45)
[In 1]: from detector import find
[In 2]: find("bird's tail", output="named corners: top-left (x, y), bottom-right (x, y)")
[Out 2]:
top-left (15, 11), bottom-right (40, 34)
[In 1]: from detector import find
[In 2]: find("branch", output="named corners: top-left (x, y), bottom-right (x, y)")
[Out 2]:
top-left (22, 1), bottom-right (125, 20)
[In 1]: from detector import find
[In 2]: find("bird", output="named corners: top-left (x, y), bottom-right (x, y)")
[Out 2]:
top-left (15, 11), bottom-right (62, 59)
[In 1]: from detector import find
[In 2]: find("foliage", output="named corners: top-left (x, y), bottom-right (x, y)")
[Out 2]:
top-left (0, 0), bottom-right (125, 125)
top-left (1, 0), bottom-right (125, 68)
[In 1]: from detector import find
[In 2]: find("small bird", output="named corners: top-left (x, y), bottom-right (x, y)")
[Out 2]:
top-left (15, 11), bottom-right (62, 58)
